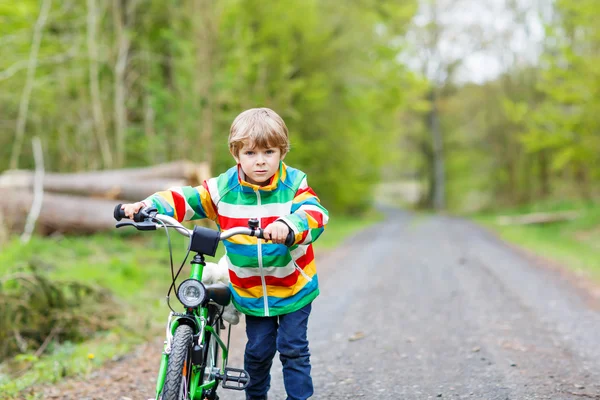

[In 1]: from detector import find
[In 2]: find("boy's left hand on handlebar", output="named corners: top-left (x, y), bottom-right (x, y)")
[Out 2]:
top-left (121, 202), bottom-right (145, 220)
top-left (263, 221), bottom-right (291, 244)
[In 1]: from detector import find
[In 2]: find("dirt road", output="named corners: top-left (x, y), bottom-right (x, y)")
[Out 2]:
top-left (45, 209), bottom-right (600, 399)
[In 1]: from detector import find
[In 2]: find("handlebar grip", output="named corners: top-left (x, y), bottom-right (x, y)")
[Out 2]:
top-left (113, 203), bottom-right (146, 222)
top-left (284, 231), bottom-right (295, 247)
top-left (114, 204), bottom-right (126, 221)
top-left (255, 229), bottom-right (295, 247)
top-left (132, 208), bottom-right (146, 222)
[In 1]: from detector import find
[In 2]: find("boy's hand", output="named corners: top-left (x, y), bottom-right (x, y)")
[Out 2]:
top-left (121, 202), bottom-right (145, 220)
top-left (263, 221), bottom-right (290, 244)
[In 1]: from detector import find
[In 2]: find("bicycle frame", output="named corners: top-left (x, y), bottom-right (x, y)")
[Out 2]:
top-left (113, 208), bottom-right (261, 399)
top-left (154, 254), bottom-right (230, 400)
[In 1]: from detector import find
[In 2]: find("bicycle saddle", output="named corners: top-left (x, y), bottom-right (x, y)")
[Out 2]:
top-left (206, 283), bottom-right (231, 306)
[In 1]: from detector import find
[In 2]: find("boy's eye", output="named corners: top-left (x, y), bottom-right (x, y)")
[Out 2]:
top-left (245, 151), bottom-right (254, 156)
top-left (266, 149), bottom-right (275, 154)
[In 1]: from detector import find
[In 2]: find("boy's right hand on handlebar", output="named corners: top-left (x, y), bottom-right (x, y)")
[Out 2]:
top-left (121, 202), bottom-right (145, 220)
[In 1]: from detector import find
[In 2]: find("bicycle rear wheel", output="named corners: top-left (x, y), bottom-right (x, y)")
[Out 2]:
top-left (161, 324), bottom-right (193, 400)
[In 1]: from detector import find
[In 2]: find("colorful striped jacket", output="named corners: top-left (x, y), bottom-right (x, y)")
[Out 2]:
top-left (143, 162), bottom-right (329, 317)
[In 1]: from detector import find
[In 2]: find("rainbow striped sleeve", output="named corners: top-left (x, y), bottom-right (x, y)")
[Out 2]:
top-left (143, 181), bottom-right (217, 223)
top-left (278, 176), bottom-right (329, 246)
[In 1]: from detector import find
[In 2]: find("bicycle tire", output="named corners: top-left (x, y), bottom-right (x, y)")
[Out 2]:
top-left (161, 324), bottom-right (194, 400)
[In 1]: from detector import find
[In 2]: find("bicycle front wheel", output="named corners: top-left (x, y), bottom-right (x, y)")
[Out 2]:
top-left (161, 324), bottom-right (193, 400)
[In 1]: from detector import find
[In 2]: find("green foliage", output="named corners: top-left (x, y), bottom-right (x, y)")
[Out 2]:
top-left (3, 0), bottom-right (598, 215)
top-left (0, 0), bottom-right (418, 214)
top-left (395, 0), bottom-right (600, 212)
top-left (514, 1), bottom-right (600, 201)
top-left (212, 0), bottom-right (418, 212)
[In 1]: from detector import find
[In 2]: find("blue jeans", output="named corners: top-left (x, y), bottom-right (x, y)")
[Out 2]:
top-left (244, 302), bottom-right (313, 400)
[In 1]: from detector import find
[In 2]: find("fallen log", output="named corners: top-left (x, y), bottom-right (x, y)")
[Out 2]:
top-left (0, 172), bottom-right (186, 201)
top-left (0, 161), bottom-right (210, 201)
top-left (49, 160), bottom-right (206, 180)
top-left (0, 190), bottom-right (126, 234)
top-left (0, 160), bottom-right (209, 183)
top-left (496, 211), bottom-right (580, 226)
top-left (0, 161), bottom-right (212, 235)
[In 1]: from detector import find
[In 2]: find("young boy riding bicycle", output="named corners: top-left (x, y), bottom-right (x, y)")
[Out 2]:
top-left (121, 107), bottom-right (328, 400)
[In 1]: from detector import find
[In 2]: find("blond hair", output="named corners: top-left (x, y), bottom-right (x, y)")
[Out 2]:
top-left (229, 108), bottom-right (290, 157)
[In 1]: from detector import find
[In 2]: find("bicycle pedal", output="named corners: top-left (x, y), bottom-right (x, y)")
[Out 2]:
top-left (216, 366), bottom-right (250, 390)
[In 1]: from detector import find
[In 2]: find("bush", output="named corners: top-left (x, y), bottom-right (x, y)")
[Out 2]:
top-left (0, 261), bottom-right (118, 361)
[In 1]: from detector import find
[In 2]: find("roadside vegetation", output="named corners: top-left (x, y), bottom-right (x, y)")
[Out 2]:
top-left (474, 201), bottom-right (600, 278)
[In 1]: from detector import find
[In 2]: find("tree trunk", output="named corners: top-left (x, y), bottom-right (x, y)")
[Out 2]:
top-left (193, 0), bottom-right (218, 167)
top-left (506, 140), bottom-right (518, 205)
top-left (10, 0), bottom-right (52, 170)
top-left (144, 94), bottom-right (158, 163)
top-left (428, 88), bottom-right (446, 211)
top-left (520, 153), bottom-right (532, 204)
top-left (0, 161), bottom-right (210, 201)
top-left (112, 0), bottom-right (133, 168)
top-left (87, 0), bottom-right (113, 169)
top-left (538, 149), bottom-right (551, 198)
top-left (416, 137), bottom-right (434, 209)
top-left (574, 162), bottom-right (591, 200)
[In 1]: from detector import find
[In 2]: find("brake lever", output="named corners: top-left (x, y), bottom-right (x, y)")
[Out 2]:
top-left (115, 221), bottom-right (136, 229)
top-left (115, 220), bottom-right (157, 231)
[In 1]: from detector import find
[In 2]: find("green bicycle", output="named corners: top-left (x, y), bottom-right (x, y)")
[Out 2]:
top-left (113, 205), bottom-right (293, 400)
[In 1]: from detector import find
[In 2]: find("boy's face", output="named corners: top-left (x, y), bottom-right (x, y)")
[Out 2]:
top-left (234, 142), bottom-right (284, 186)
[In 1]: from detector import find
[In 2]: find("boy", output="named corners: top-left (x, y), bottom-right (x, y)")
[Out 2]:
top-left (121, 107), bottom-right (328, 400)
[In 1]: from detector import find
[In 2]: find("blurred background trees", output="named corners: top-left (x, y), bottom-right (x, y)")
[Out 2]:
top-left (0, 0), bottom-right (598, 214)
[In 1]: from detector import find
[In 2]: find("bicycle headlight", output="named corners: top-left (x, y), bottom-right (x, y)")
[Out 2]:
top-left (177, 279), bottom-right (207, 308)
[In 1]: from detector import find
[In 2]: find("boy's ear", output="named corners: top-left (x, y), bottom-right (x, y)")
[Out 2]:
top-left (280, 151), bottom-right (287, 161)
top-left (230, 149), bottom-right (239, 163)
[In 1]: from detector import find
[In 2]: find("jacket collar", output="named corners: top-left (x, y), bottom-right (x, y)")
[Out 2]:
top-left (237, 161), bottom-right (287, 192)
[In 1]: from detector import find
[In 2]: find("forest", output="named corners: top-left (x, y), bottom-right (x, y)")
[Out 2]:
top-left (0, 0), bottom-right (598, 396)
top-left (1, 1), bottom-right (598, 213)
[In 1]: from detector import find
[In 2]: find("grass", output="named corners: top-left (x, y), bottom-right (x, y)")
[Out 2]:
top-left (474, 200), bottom-right (600, 278)
top-left (0, 231), bottom-right (179, 398)
top-left (315, 209), bottom-right (383, 250)
top-left (0, 211), bottom-right (379, 398)
top-left (1, 332), bottom-right (141, 399)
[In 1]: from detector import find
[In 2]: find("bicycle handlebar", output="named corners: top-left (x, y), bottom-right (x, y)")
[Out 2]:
top-left (113, 204), bottom-right (295, 246)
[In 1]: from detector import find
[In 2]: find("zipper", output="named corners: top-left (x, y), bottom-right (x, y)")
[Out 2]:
top-left (294, 260), bottom-right (313, 282)
top-left (255, 189), bottom-right (270, 316)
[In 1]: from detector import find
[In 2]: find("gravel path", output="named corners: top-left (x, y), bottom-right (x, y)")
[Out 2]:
top-left (41, 209), bottom-right (600, 399)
